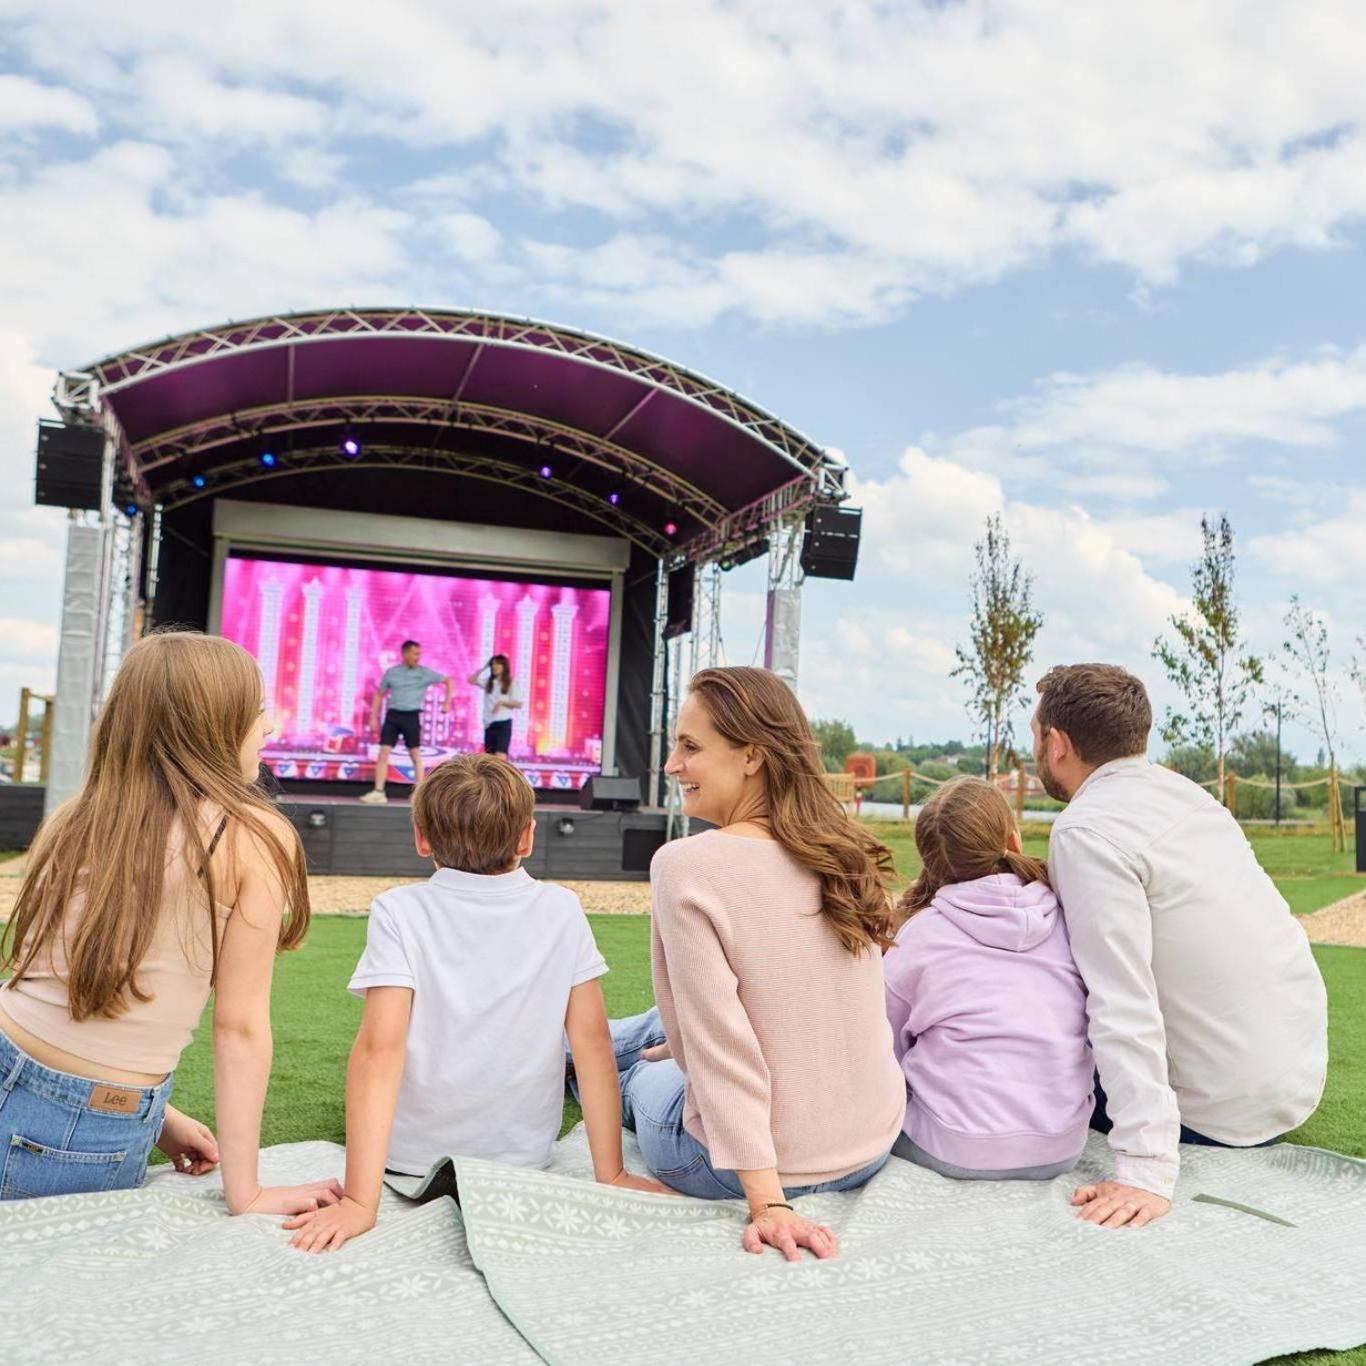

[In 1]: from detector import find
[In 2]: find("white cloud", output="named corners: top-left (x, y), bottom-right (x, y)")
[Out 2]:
top-left (1248, 491), bottom-right (1366, 587)
top-left (0, 74), bottom-right (98, 136)
top-left (4, 3), bottom-right (1366, 324)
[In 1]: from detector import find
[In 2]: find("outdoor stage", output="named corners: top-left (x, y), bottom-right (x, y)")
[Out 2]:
top-left (17, 307), bottom-right (862, 877)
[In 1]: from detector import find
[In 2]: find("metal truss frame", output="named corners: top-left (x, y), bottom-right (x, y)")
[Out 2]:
top-left (688, 562), bottom-right (722, 677)
top-left (158, 444), bottom-right (681, 558)
top-left (130, 395), bottom-right (726, 530)
top-left (63, 307), bottom-right (837, 485)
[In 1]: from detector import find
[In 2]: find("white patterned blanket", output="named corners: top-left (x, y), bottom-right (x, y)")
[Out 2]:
top-left (1, 1132), bottom-right (1363, 1365)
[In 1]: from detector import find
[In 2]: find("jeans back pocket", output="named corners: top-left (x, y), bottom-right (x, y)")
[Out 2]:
top-left (1, 1133), bottom-right (128, 1201)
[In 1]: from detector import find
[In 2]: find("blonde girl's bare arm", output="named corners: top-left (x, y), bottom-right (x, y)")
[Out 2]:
top-left (213, 811), bottom-right (342, 1217)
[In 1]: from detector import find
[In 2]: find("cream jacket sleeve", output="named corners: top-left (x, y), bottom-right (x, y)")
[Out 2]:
top-left (1048, 824), bottom-right (1182, 1199)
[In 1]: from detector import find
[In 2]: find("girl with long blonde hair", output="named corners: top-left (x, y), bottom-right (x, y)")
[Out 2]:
top-left (0, 632), bottom-right (342, 1214)
top-left (884, 777), bottom-right (1093, 1181)
top-left (572, 666), bottom-right (905, 1261)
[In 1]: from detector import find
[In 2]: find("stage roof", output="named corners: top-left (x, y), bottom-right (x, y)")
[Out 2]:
top-left (57, 308), bottom-right (845, 559)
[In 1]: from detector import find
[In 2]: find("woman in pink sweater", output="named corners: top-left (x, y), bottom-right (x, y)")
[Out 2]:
top-left (592, 667), bottom-right (905, 1262)
top-left (884, 778), bottom-right (1093, 1180)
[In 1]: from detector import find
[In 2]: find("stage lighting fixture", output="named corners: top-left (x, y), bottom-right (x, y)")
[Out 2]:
top-left (123, 502), bottom-right (138, 517)
top-left (664, 521), bottom-right (678, 537)
top-left (538, 464), bottom-right (553, 479)
top-left (307, 810), bottom-right (328, 830)
top-left (340, 427), bottom-right (361, 458)
top-left (191, 474), bottom-right (206, 488)
top-left (607, 492), bottom-right (621, 505)
top-left (556, 816), bottom-right (576, 837)
top-left (260, 451), bottom-right (277, 468)
top-left (718, 535), bottom-right (768, 572)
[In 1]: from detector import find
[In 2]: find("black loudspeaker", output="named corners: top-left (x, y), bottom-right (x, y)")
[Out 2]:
top-left (580, 774), bottom-right (642, 812)
top-left (35, 420), bottom-right (104, 511)
top-left (621, 827), bottom-right (666, 872)
top-left (801, 505), bottom-right (862, 580)
top-left (663, 565), bottom-right (694, 639)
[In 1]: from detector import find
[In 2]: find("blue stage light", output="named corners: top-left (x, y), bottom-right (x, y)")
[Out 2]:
top-left (608, 492), bottom-right (621, 505)
top-left (538, 464), bottom-right (553, 478)
top-left (124, 503), bottom-right (138, 517)
top-left (340, 428), bottom-right (361, 457)
top-left (260, 451), bottom-right (277, 467)
top-left (192, 474), bottom-right (206, 488)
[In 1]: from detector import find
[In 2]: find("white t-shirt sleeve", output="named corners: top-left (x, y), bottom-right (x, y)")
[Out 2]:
top-left (568, 897), bottom-right (608, 985)
top-left (348, 897), bottom-right (417, 997)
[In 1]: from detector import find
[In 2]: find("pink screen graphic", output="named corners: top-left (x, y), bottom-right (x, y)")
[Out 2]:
top-left (219, 555), bottom-right (612, 789)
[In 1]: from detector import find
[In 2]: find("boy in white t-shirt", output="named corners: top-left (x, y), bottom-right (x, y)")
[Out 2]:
top-left (287, 753), bottom-right (670, 1252)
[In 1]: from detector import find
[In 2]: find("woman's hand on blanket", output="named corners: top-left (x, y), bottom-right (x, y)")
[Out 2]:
top-left (235, 1179), bottom-right (346, 1217)
top-left (742, 1207), bottom-right (839, 1262)
top-left (604, 1169), bottom-right (677, 1196)
top-left (284, 1196), bottom-right (377, 1253)
top-left (639, 1042), bottom-right (672, 1063)
top-left (1071, 1180), bottom-right (1171, 1228)
top-left (156, 1106), bottom-right (220, 1175)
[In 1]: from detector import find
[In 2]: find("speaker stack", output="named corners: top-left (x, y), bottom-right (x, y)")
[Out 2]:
top-left (34, 420), bottom-right (104, 511)
top-left (800, 505), bottom-right (862, 580)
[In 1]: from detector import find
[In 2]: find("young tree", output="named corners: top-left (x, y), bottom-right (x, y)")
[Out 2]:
top-left (1152, 514), bottom-right (1263, 804)
top-left (1281, 596), bottom-right (1345, 845)
top-left (953, 513), bottom-right (1044, 779)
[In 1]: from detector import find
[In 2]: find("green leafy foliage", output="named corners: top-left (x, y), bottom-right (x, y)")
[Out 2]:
top-left (952, 514), bottom-right (1043, 778)
top-left (1152, 514), bottom-right (1263, 797)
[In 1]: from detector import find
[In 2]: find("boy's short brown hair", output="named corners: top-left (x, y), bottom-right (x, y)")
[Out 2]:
top-left (412, 753), bottom-right (535, 874)
top-left (1035, 663), bottom-right (1152, 764)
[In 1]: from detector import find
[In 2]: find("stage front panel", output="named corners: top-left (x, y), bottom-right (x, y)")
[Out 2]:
top-left (219, 554), bottom-right (611, 790)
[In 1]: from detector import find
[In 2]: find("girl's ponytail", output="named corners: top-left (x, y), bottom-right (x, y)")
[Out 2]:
top-left (898, 777), bottom-right (1047, 926)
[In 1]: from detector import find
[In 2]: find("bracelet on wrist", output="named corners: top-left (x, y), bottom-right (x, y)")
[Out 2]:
top-left (748, 1201), bottom-right (794, 1222)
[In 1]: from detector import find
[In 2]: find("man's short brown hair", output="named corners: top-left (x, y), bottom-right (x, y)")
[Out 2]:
top-left (412, 753), bottom-right (535, 874)
top-left (1035, 664), bottom-right (1152, 764)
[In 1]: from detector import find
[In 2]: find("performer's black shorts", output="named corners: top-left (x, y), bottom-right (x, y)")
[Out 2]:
top-left (380, 709), bottom-right (422, 750)
top-left (484, 719), bottom-right (513, 755)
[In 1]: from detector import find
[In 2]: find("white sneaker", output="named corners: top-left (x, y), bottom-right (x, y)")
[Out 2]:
top-left (359, 789), bottom-right (388, 804)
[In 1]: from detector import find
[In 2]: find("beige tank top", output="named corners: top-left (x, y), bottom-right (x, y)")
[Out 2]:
top-left (0, 819), bottom-right (234, 1074)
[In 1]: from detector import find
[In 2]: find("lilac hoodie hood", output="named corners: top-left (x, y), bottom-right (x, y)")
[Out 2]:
top-left (883, 873), bottom-right (1093, 1172)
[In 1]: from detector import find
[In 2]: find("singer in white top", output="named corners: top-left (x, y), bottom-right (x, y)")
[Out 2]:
top-left (1033, 663), bottom-right (1327, 1230)
top-left (467, 654), bottom-right (524, 756)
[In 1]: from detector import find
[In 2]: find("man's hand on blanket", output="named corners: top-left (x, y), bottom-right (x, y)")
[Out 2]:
top-left (742, 1206), bottom-right (839, 1263)
top-left (603, 1168), bottom-right (677, 1196)
top-left (1072, 1180), bottom-right (1171, 1228)
top-left (284, 1196), bottom-right (376, 1253)
top-left (156, 1106), bottom-right (219, 1175)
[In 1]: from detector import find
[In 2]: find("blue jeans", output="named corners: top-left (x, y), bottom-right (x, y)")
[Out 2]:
top-left (0, 1029), bottom-right (172, 1201)
top-left (1090, 1073), bottom-right (1280, 1149)
top-left (572, 1007), bottom-right (890, 1200)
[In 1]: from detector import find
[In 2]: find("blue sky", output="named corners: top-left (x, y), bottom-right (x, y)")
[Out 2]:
top-left (1, 2), bottom-right (1364, 763)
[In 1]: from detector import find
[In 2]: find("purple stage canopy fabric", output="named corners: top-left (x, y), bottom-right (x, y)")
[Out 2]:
top-left (66, 308), bottom-right (841, 556)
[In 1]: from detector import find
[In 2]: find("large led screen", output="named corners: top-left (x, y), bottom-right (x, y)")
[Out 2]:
top-left (219, 553), bottom-right (612, 789)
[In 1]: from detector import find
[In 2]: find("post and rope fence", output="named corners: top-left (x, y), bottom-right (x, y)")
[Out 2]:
top-left (823, 761), bottom-right (1356, 847)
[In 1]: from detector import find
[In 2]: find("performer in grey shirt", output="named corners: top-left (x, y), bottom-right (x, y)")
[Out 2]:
top-left (360, 640), bottom-right (452, 803)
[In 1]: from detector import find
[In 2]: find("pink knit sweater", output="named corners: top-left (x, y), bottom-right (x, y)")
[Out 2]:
top-left (650, 830), bottom-right (905, 1183)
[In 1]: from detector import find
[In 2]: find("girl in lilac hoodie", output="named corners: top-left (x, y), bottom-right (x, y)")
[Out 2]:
top-left (884, 777), bottom-right (1093, 1180)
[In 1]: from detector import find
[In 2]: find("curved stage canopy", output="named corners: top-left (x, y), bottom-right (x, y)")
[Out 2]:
top-left (56, 307), bottom-right (846, 561)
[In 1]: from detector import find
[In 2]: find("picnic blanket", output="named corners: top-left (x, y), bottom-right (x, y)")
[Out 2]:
top-left (2, 1130), bottom-right (1364, 1365)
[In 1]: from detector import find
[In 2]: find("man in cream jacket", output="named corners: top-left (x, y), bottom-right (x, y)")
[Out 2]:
top-left (1033, 663), bottom-right (1327, 1229)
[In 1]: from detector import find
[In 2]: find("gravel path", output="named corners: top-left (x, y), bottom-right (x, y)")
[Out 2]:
top-left (1299, 892), bottom-right (1366, 948)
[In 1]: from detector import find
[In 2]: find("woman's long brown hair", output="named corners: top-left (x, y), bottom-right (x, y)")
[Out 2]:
top-left (3, 631), bottom-right (310, 1020)
top-left (484, 654), bottom-right (512, 694)
top-left (687, 666), bottom-right (895, 955)
top-left (898, 776), bottom-right (1050, 922)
